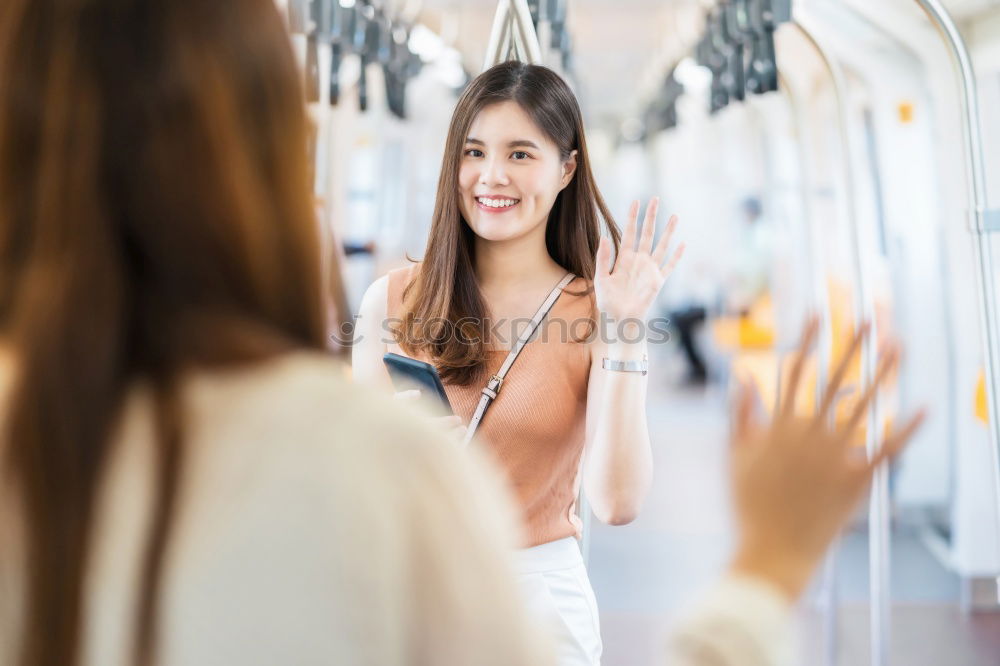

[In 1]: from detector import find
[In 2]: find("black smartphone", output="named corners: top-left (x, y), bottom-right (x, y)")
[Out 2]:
top-left (383, 353), bottom-right (453, 412)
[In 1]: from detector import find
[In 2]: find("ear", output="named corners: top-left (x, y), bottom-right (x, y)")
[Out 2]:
top-left (559, 150), bottom-right (578, 190)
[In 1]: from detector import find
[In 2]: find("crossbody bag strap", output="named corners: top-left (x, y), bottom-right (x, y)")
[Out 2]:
top-left (461, 272), bottom-right (576, 447)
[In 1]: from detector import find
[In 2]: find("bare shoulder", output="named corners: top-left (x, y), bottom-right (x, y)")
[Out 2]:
top-left (358, 263), bottom-right (420, 320)
top-left (359, 274), bottom-right (389, 320)
top-left (354, 277), bottom-right (394, 387)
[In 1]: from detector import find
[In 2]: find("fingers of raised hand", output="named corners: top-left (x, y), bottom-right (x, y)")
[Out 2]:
top-left (818, 322), bottom-right (870, 420)
top-left (652, 214), bottom-right (679, 265)
top-left (661, 242), bottom-right (686, 279)
top-left (730, 378), bottom-right (757, 444)
top-left (866, 409), bottom-right (927, 471)
top-left (780, 316), bottom-right (820, 419)
top-left (624, 200), bottom-right (640, 251)
top-left (843, 345), bottom-right (900, 434)
top-left (596, 235), bottom-right (612, 277)
top-left (638, 198), bottom-right (659, 255)
top-left (616, 201), bottom-right (641, 274)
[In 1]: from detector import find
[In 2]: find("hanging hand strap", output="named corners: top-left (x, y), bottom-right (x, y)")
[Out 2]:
top-left (461, 272), bottom-right (576, 447)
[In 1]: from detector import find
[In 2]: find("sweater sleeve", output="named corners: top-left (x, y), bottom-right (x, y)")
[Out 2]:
top-left (366, 411), bottom-right (556, 666)
top-left (664, 574), bottom-right (795, 666)
top-left (152, 364), bottom-right (553, 666)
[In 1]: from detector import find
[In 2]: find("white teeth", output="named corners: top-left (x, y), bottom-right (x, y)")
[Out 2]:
top-left (478, 197), bottom-right (518, 208)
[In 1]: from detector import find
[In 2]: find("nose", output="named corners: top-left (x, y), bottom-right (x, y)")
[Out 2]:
top-left (479, 155), bottom-right (510, 187)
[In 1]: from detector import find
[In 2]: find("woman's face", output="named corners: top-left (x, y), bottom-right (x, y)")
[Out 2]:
top-left (458, 100), bottom-right (576, 244)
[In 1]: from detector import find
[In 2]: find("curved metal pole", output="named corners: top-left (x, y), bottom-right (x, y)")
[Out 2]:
top-left (778, 67), bottom-right (839, 666)
top-left (483, 0), bottom-right (543, 70)
top-left (912, 0), bottom-right (1000, 603)
top-left (849, 5), bottom-right (966, 566)
top-left (483, 1), bottom-right (512, 70)
top-left (830, 0), bottom-right (962, 515)
top-left (850, 0), bottom-right (967, 529)
top-left (509, 0), bottom-right (543, 64)
top-left (776, 72), bottom-right (833, 407)
top-left (790, 18), bottom-right (889, 666)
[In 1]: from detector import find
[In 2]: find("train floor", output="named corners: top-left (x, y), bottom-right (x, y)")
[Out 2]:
top-left (587, 350), bottom-right (1000, 666)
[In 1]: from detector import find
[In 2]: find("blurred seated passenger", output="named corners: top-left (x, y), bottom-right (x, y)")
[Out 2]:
top-left (673, 197), bottom-right (773, 385)
top-left (669, 304), bottom-right (709, 384)
top-left (725, 197), bottom-right (772, 317)
top-left (0, 1), bottom-right (923, 666)
top-left (0, 1), bottom-right (547, 664)
top-left (343, 240), bottom-right (377, 256)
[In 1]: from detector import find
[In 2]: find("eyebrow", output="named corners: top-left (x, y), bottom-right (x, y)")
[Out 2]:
top-left (465, 137), bottom-right (541, 150)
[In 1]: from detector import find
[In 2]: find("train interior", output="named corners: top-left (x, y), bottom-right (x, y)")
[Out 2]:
top-left (282, 0), bottom-right (1000, 663)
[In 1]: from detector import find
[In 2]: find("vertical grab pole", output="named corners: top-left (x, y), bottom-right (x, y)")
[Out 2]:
top-left (790, 19), bottom-right (889, 666)
top-left (778, 67), bottom-right (838, 666)
top-left (913, 0), bottom-right (1000, 604)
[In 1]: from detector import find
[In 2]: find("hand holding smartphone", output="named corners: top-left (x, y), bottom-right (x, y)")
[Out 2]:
top-left (383, 353), bottom-right (453, 414)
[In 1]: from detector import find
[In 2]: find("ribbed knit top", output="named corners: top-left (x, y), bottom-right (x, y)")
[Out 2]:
top-left (386, 266), bottom-right (594, 547)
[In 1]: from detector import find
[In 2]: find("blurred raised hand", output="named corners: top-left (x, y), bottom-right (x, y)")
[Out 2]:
top-left (728, 318), bottom-right (926, 599)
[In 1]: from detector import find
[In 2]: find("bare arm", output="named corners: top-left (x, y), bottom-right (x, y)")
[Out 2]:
top-left (584, 198), bottom-right (684, 526)
top-left (583, 331), bottom-right (652, 525)
top-left (351, 275), bottom-right (393, 391)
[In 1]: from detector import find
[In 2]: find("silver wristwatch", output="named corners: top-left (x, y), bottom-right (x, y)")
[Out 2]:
top-left (602, 357), bottom-right (648, 376)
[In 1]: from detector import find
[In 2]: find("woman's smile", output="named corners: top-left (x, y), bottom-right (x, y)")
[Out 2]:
top-left (474, 195), bottom-right (521, 213)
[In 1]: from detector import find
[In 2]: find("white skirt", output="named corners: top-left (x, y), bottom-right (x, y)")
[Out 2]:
top-left (514, 537), bottom-right (602, 666)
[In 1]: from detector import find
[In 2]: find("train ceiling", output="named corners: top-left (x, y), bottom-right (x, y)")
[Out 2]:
top-left (413, 0), bottom-right (1000, 125)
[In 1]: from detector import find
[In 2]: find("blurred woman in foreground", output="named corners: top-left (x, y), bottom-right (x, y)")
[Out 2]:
top-left (0, 1), bottom-right (546, 664)
top-left (0, 0), bottom-right (923, 665)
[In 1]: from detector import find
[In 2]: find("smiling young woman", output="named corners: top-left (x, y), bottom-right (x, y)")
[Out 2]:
top-left (353, 61), bottom-right (684, 666)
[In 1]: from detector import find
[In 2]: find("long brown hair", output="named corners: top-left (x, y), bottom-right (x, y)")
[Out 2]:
top-left (0, 1), bottom-right (327, 664)
top-left (397, 61), bottom-right (620, 385)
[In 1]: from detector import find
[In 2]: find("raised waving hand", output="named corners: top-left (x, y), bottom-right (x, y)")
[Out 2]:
top-left (594, 197), bottom-right (685, 326)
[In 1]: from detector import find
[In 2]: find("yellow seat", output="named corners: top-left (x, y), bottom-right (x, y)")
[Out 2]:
top-left (728, 280), bottom-right (895, 447)
top-left (976, 369), bottom-right (988, 424)
top-left (713, 293), bottom-right (775, 351)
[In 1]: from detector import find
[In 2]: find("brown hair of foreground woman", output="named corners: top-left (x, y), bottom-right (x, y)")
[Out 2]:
top-left (0, 1), bottom-right (325, 664)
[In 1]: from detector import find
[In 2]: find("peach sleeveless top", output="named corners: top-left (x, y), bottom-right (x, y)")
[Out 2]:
top-left (385, 266), bottom-right (594, 547)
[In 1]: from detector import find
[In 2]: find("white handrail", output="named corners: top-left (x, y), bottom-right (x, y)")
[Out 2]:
top-left (483, 1), bottom-right (511, 70)
top-left (913, 0), bottom-right (1000, 608)
top-left (789, 15), bottom-right (889, 665)
top-left (482, 0), bottom-right (543, 70)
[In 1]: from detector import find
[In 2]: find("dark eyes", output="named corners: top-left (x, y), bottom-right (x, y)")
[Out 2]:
top-left (463, 149), bottom-right (531, 160)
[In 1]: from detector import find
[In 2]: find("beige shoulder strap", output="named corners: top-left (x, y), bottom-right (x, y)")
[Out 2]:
top-left (461, 273), bottom-right (576, 447)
